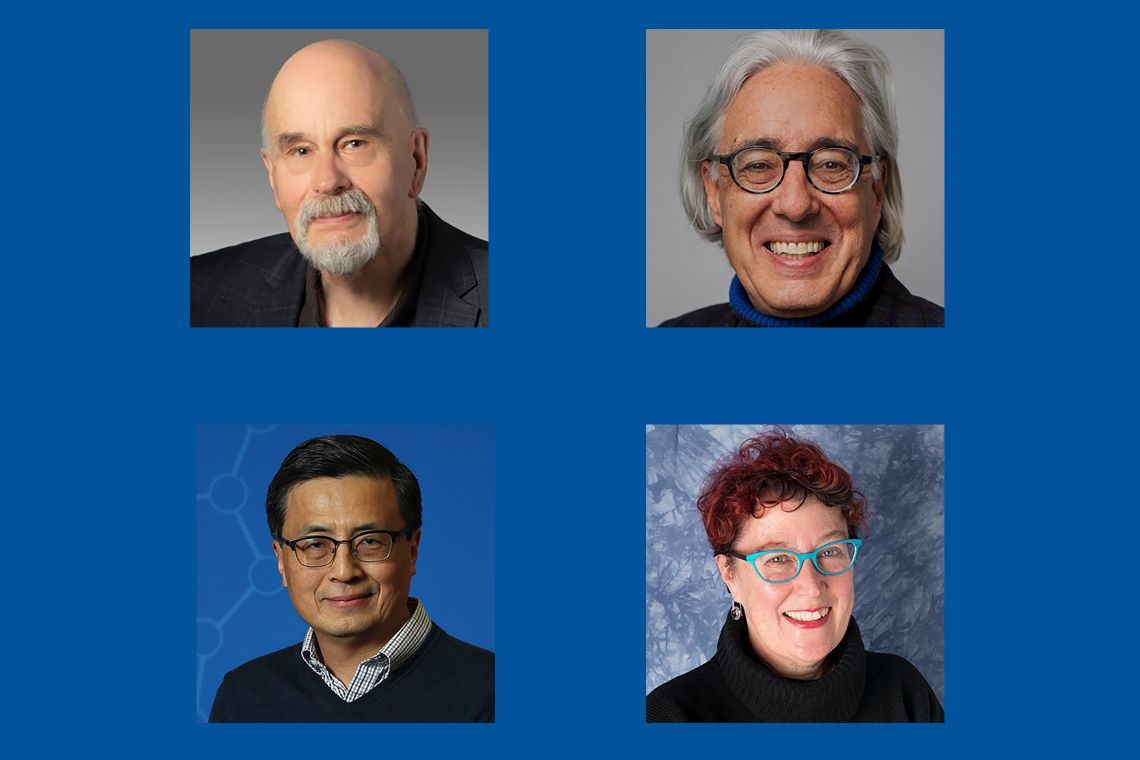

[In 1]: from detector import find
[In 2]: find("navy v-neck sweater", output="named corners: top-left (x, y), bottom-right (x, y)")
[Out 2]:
top-left (647, 615), bottom-right (942, 722)
top-left (209, 624), bottom-right (494, 722)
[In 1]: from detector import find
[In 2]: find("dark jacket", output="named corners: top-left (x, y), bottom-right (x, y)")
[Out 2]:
top-left (190, 204), bottom-right (487, 327)
top-left (659, 265), bottom-right (943, 327)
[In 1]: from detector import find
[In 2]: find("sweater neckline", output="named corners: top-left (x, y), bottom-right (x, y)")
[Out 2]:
top-left (303, 624), bottom-right (443, 716)
top-left (713, 612), bottom-right (866, 722)
top-left (728, 243), bottom-right (884, 327)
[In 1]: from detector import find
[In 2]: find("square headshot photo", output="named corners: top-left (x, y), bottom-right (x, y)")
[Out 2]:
top-left (190, 30), bottom-right (488, 327)
top-left (647, 30), bottom-right (944, 327)
top-left (646, 424), bottom-right (944, 722)
top-left (196, 425), bottom-right (494, 722)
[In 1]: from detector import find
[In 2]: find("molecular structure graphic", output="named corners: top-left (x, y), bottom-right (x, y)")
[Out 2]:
top-left (196, 425), bottom-right (283, 723)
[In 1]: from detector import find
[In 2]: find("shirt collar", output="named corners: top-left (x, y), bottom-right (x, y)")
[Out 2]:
top-left (300, 596), bottom-right (433, 675)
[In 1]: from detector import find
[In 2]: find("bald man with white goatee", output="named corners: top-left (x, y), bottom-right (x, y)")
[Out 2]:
top-left (192, 39), bottom-right (487, 328)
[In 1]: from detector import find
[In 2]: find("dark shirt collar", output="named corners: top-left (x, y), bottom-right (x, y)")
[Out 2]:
top-left (297, 203), bottom-right (430, 327)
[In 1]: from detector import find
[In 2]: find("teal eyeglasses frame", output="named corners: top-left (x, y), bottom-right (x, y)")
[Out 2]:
top-left (720, 538), bottom-right (863, 584)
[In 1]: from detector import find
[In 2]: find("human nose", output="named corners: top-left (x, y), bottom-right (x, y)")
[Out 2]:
top-left (310, 150), bottom-right (351, 195)
top-left (327, 540), bottom-right (364, 582)
top-left (769, 160), bottom-right (820, 222)
top-left (790, 556), bottom-right (827, 594)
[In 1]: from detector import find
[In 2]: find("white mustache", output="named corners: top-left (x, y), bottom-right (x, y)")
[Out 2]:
top-left (297, 190), bottom-right (376, 231)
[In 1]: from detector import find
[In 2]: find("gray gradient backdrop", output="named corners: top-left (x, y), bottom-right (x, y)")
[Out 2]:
top-left (646, 424), bottom-right (945, 705)
top-left (646, 30), bottom-right (944, 326)
top-left (190, 29), bottom-right (488, 257)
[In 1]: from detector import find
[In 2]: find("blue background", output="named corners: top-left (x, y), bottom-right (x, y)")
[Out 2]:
top-left (647, 425), bottom-right (944, 704)
top-left (195, 425), bottom-right (494, 722)
top-left (5, 0), bottom-right (1136, 756)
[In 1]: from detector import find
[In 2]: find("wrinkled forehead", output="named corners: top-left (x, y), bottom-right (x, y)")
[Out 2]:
top-left (264, 47), bottom-right (411, 140)
top-left (719, 61), bottom-right (867, 152)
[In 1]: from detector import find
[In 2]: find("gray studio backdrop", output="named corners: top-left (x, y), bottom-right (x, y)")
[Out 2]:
top-left (646, 424), bottom-right (944, 705)
top-left (190, 29), bottom-right (488, 257)
top-left (646, 30), bottom-right (944, 326)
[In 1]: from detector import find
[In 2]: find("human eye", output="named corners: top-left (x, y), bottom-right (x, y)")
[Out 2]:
top-left (741, 157), bottom-right (776, 172)
top-left (733, 150), bottom-right (781, 182)
top-left (342, 138), bottom-right (367, 150)
top-left (296, 537), bottom-right (330, 551)
top-left (287, 145), bottom-right (312, 158)
top-left (763, 553), bottom-right (789, 566)
top-left (811, 150), bottom-right (855, 172)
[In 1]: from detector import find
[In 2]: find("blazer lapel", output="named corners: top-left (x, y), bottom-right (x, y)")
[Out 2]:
top-left (414, 205), bottom-right (486, 327)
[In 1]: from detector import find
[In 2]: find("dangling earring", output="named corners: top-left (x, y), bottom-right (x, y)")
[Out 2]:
top-left (731, 601), bottom-right (744, 621)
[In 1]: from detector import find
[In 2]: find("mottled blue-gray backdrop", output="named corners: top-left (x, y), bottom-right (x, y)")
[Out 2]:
top-left (646, 424), bottom-right (944, 706)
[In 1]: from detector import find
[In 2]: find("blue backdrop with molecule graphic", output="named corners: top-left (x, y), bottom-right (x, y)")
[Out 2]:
top-left (195, 424), bottom-right (494, 723)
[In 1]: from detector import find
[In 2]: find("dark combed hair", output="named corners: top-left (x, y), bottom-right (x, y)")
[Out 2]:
top-left (265, 435), bottom-right (422, 538)
top-left (698, 430), bottom-right (867, 554)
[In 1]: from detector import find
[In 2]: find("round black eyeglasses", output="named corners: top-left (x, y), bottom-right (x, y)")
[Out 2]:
top-left (713, 146), bottom-right (880, 194)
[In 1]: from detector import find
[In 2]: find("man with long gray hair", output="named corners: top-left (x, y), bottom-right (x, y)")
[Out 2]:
top-left (660, 30), bottom-right (943, 327)
top-left (192, 39), bottom-right (487, 327)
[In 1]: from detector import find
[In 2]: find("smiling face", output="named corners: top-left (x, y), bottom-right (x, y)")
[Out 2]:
top-left (260, 41), bottom-right (428, 275)
top-left (703, 62), bottom-right (886, 319)
top-left (273, 475), bottom-right (419, 651)
top-left (715, 495), bottom-right (855, 679)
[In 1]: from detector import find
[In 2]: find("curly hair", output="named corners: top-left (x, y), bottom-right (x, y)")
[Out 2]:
top-left (698, 431), bottom-right (867, 555)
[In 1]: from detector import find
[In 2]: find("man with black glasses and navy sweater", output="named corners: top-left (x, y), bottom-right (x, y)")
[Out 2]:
top-left (209, 435), bottom-right (494, 722)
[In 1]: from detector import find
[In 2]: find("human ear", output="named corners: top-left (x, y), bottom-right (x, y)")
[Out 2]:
top-left (272, 541), bottom-right (288, 588)
top-left (408, 129), bottom-right (429, 198)
top-left (407, 528), bottom-right (421, 577)
top-left (715, 554), bottom-right (738, 600)
top-left (261, 148), bottom-right (284, 213)
top-left (871, 156), bottom-right (888, 210)
top-left (702, 160), bottom-right (723, 228)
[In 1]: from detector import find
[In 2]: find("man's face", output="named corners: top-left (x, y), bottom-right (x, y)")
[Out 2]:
top-left (273, 475), bottom-right (419, 649)
top-left (260, 44), bottom-right (427, 274)
top-left (704, 62), bottom-right (886, 319)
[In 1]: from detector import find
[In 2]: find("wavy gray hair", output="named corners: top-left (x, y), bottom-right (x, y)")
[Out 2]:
top-left (680, 30), bottom-right (904, 263)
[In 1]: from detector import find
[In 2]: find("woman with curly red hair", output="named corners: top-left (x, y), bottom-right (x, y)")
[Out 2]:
top-left (647, 431), bottom-right (942, 722)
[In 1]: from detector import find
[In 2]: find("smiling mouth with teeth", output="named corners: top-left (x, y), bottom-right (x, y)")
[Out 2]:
top-left (783, 607), bottom-right (831, 622)
top-left (766, 240), bottom-right (828, 258)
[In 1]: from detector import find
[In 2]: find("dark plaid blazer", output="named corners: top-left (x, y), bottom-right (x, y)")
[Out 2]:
top-left (190, 204), bottom-right (487, 327)
top-left (658, 265), bottom-right (943, 327)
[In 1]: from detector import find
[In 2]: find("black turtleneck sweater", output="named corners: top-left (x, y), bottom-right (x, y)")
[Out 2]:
top-left (646, 615), bottom-right (943, 722)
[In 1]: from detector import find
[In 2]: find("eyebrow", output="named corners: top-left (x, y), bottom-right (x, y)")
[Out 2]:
top-left (731, 136), bottom-right (861, 154)
top-left (751, 530), bottom-right (848, 553)
top-left (274, 124), bottom-right (383, 153)
top-left (274, 132), bottom-right (307, 152)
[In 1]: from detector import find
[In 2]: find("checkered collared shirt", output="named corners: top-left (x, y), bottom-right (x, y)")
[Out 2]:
top-left (300, 597), bottom-right (432, 702)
